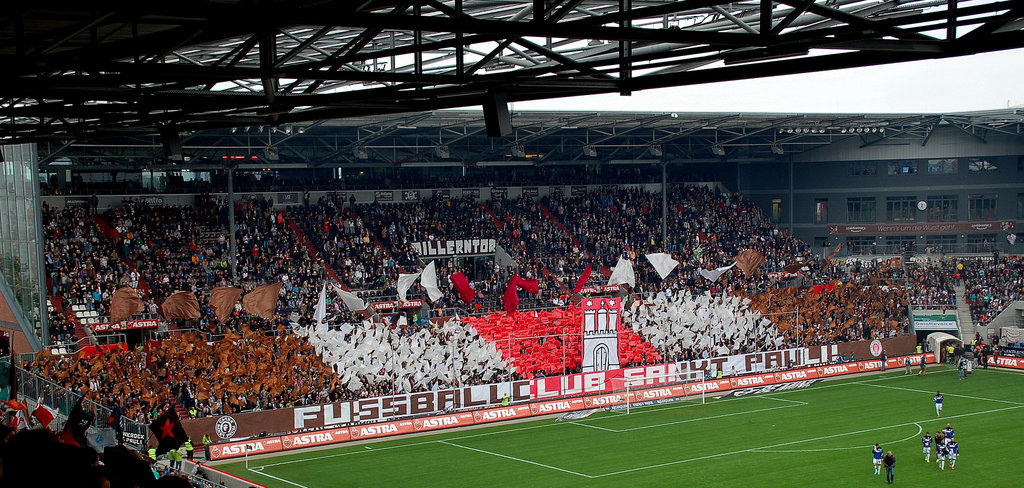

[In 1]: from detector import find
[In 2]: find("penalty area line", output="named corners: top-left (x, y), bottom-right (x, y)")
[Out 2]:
top-left (591, 405), bottom-right (1023, 478)
top-left (247, 466), bottom-right (311, 488)
top-left (439, 440), bottom-right (594, 478)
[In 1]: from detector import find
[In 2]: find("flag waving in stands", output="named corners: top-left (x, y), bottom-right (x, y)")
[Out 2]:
top-left (149, 407), bottom-right (189, 455)
top-left (61, 397), bottom-right (94, 447)
top-left (31, 399), bottom-right (57, 429)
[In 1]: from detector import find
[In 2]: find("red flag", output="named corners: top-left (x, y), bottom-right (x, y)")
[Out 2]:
top-left (450, 272), bottom-right (476, 304)
top-left (503, 275), bottom-right (540, 314)
top-left (60, 397), bottom-right (94, 447)
top-left (572, 265), bottom-right (592, 294)
top-left (31, 400), bottom-right (56, 428)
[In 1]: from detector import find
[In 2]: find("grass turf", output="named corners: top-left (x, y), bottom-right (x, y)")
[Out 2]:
top-left (218, 365), bottom-right (1024, 488)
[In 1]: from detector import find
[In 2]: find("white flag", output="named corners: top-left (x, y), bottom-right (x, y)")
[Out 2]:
top-left (420, 261), bottom-right (444, 302)
top-left (607, 257), bottom-right (636, 288)
top-left (313, 283), bottom-right (327, 327)
top-left (332, 284), bottom-right (368, 311)
top-left (699, 263), bottom-right (736, 282)
top-left (1009, 233), bottom-right (1018, 246)
top-left (645, 252), bottom-right (680, 280)
top-left (397, 272), bottom-right (422, 302)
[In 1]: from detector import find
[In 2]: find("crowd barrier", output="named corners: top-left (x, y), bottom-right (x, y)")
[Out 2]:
top-left (207, 351), bottom-right (942, 460)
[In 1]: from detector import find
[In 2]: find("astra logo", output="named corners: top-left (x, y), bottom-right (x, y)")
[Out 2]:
top-left (220, 442), bottom-right (265, 455)
top-left (419, 416), bottom-right (460, 429)
top-left (635, 388), bottom-right (672, 400)
top-left (775, 371), bottom-right (809, 381)
top-left (478, 408), bottom-right (517, 421)
top-left (355, 424), bottom-right (398, 437)
top-left (732, 376), bottom-right (765, 387)
top-left (284, 433), bottom-right (334, 448)
top-left (819, 365), bottom-right (850, 375)
top-left (585, 395), bottom-right (622, 407)
top-left (532, 401), bottom-right (571, 414)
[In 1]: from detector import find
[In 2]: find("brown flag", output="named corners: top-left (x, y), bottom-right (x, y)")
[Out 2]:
top-left (161, 291), bottom-right (201, 319)
top-left (109, 287), bottom-right (144, 324)
top-left (242, 283), bottom-right (282, 319)
top-left (783, 262), bottom-right (803, 273)
top-left (733, 249), bottom-right (767, 275)
top-left (824, 242), bottom-right (844, 264)
top-left (209, 287), bottom-right (243, 323)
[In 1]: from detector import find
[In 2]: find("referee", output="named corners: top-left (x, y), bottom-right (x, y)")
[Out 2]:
top-left (883, 451), bottom-right (896, 484)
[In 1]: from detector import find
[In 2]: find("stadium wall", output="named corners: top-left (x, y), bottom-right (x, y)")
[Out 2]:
top-left (738, 134), bottom-right (1024, 250)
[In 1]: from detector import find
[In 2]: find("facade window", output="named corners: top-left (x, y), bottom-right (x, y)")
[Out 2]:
top-left (771, 198), bottom-right (783, 223)
top-left (848, 162), bottom-right (877, 176)
top-left (886, 196), bottom-right (916, 222)
top-left (925, 235), bottom-right (958, 254)
top-left (926, 159), bottom-right (958, 174)
top-left (966, 234), bottom-right (996, 253)
top-left (847, 197), bottom-right (876, 223)
top-left (968, 159), bottom-right (998, 172)
top-left (1017, 193), bottom-right (1024, 219)
top-left (846, 237), bottom-right (875, 255)
top-left (926, 195), bottom-right (958, 222)
top-left (887, 161), bottom-right (918, 175)
top-left (814, 199), bottom-right (828, 224)
top-left (968, 194), bottom-right (998, 221)
top-left (884, 235), bottom-right (916, 254)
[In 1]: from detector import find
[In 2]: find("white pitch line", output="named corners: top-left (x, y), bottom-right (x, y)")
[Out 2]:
top-left (247, 466), bottom-right (311, 488)
top-left (439, 440), bottom-right (594, 479)
top-left (753, 422), bottom-right (923, 453)
top-left (855, 382), bottom-right (1024, 405)
top-left (612, 402), bottom-right (806, 433)
top-left (590, 404), bottom-right (1024, 478)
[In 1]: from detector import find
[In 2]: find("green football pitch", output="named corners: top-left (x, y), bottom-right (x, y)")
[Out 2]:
top-left (218, 365), bottom-right (1024, 488)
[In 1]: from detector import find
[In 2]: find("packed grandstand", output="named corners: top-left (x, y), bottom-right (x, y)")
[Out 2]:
top-left (6, 180), bottom-right (1019, 431)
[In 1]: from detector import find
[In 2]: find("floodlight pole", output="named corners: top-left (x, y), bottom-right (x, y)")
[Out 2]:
top-left (661, 162), bottom-right (667, 248)
top-left (227, 167), bottom-right (238, 283)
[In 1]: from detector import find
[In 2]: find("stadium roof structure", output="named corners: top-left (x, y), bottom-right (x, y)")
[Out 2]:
top-left (34, 108), bottom-right (1024, 168)
top-left (3, 0), bottom-right (1024, 145)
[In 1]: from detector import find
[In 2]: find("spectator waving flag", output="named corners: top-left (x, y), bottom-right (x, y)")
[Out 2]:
top-left (31, 399), bottom-right (57, 428)
top-left (331, 284), bottom-right (368, 312)
top-left (450, 272), bottom-right (477, 304)
top-left (420, 261), bottom-right (444, 302)
top-left (607, 257), bottom-right (636, 288)
top-left (60, 397), bottom-right (94, 447)
top-left (503, 275), bottom-right (540, 314)
top-left (733, 249), bottom-right (767, 275)
top-left (109, 287), bottom-right (144, 324)
top-left (209, 287), bottom-right (243, 322)
top-left (1009, 233), bottom-right (1017, 245)
top-left (313, 283), bottom-right (328, 327)
top-left (149, 407), bottom-right (189, 455)
top-left (645, 253), bottom-right (680, 280)
top-left (699, 263), bottom-right (736, 282)
top-left (396, 272), bottom-right (422, 302)
top-left (572, 264), bottom-right (592, 294)
top-left (161, 291), bottom-right (201, 319)
top-left (242, 283), bottom-right (282, 319)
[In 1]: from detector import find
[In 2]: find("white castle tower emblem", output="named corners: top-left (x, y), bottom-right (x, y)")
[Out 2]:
top-left (582, 297), bottom-right (621, 372)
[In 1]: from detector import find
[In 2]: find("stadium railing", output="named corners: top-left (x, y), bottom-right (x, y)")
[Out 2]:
top-left (6, 358), bottom-right (150, 451)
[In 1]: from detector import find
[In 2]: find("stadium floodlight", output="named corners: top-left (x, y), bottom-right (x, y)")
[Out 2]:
top-left (711, 145), bottom-right (726, 156)
top-left (354, 146), bottom-right (368, 159)
top-left (609, 373), bottom-right (707, 415)
top-left (583, 145), bottom-right (597, 157)
top-left (650, 144), bottom-right (663, 157)
top-left (771, 144), bottom-right (784, 155)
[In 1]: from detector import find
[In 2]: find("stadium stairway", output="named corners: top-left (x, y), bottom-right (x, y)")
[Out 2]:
top-left (538, 202), bottom-right (611, 276)
top-left (954, 284), bottom-right (976, 341)
top-left (479, 201), bottom-right (568, 295)
top-left (92, 214), bottom-right (168, 330)
top-left (280, 210), bottom-right (344, 286)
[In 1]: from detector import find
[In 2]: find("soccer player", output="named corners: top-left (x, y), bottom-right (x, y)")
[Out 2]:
top-left (922, 431), bottom-right (933, 462)
top-left (943, 423), bottom-right (955, 441)
top-left (936, 436), bottom-right (947, 470)
top-left (947, 437), bottom-right (959, 470)
top-left (934, 391), bottom-right (943, 417)
top-left (873, 443), bottom-right (884, 475)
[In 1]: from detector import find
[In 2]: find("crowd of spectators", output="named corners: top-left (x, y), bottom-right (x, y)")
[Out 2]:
top-left (24, 181), bottom-right (1024, 450)
top-left (962, 255), bottom-right (1024, 325)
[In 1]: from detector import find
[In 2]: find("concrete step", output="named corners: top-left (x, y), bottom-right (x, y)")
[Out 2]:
top-left (954, 284), bottom-right (975, 341)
